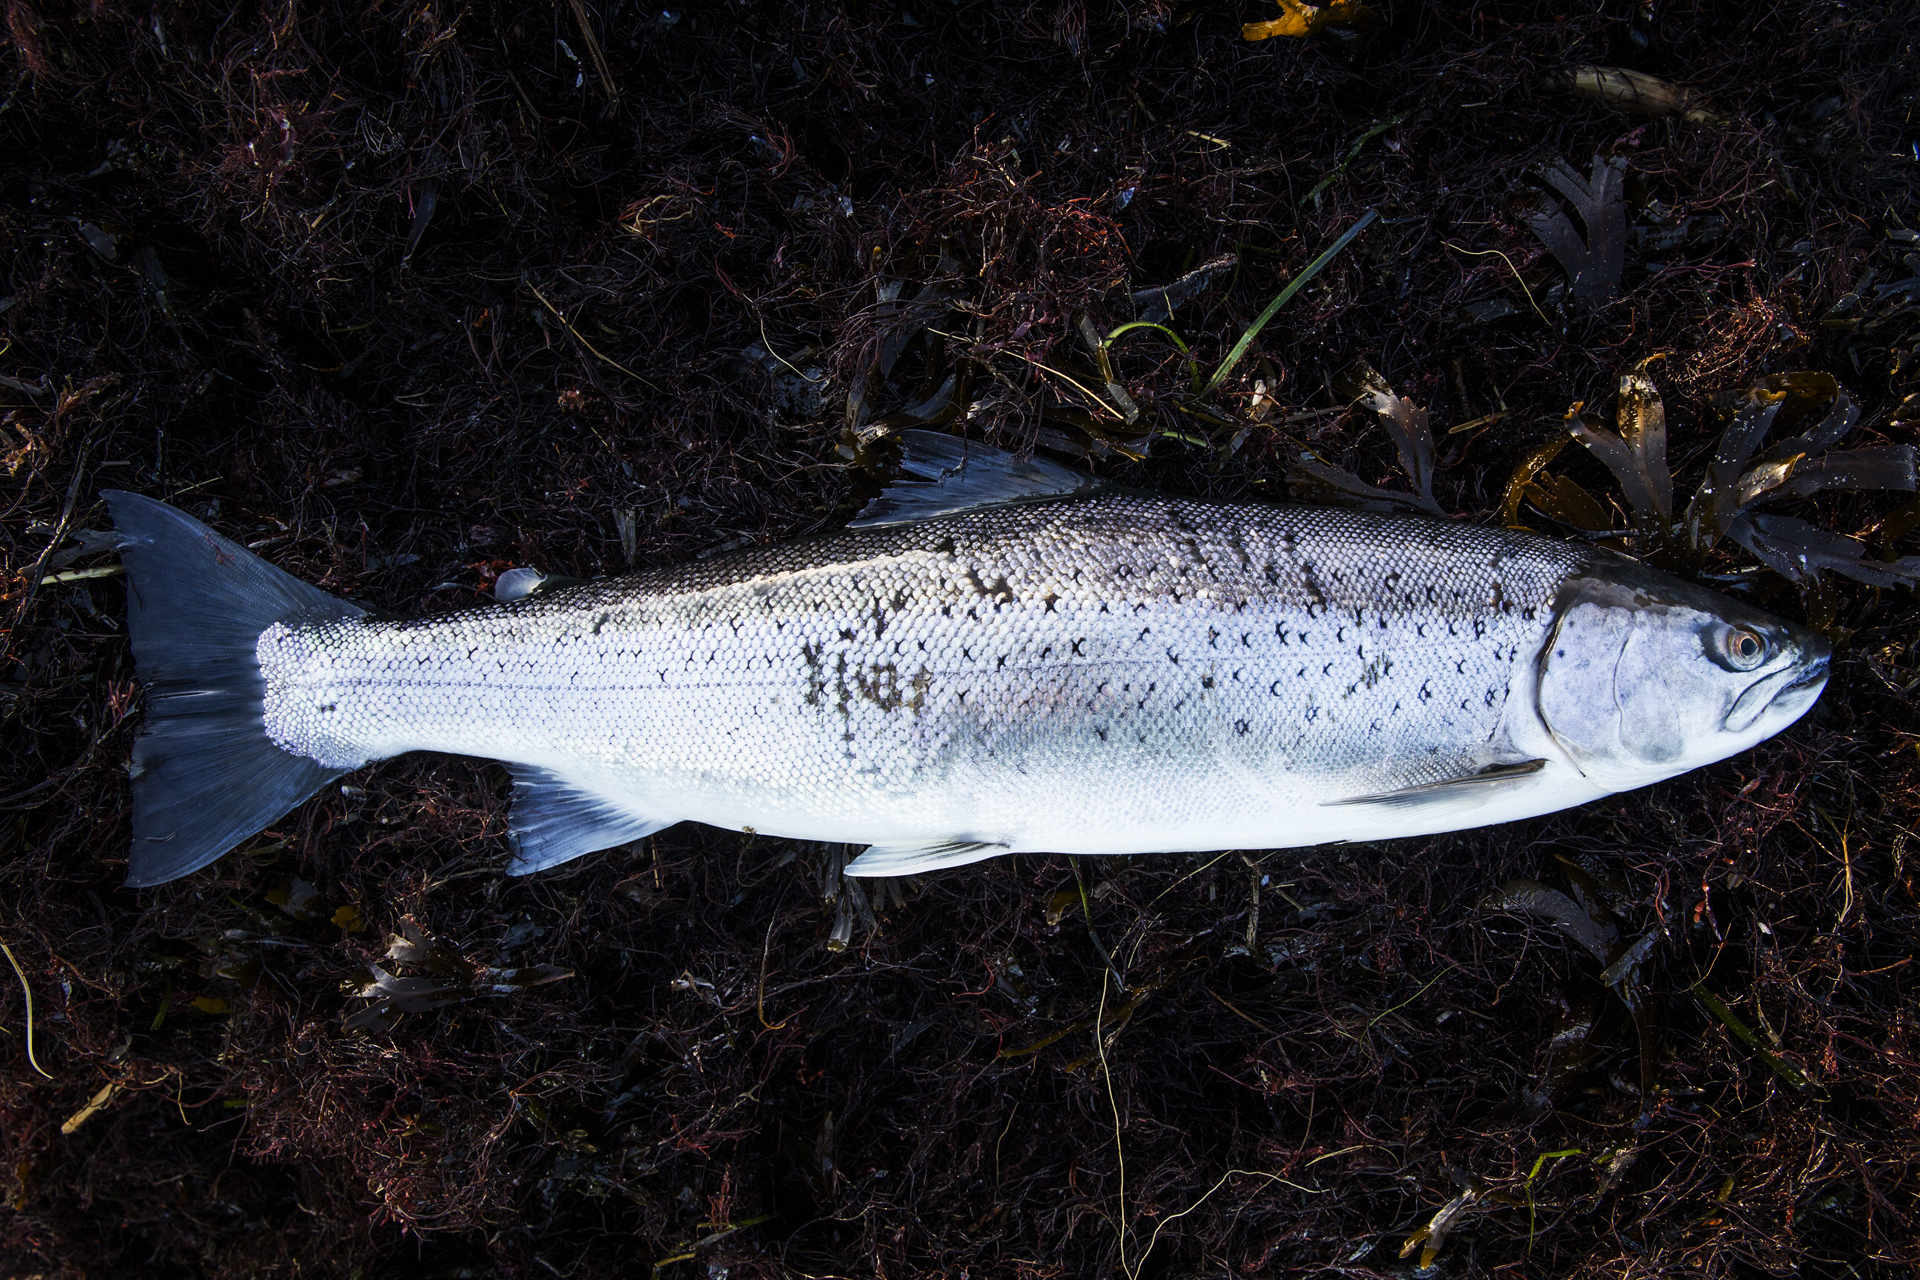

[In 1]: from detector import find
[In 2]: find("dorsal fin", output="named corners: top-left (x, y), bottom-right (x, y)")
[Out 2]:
top-left (494, 568), bottom-right (586, 602)
top-left (849, 430), bottom-right (1109, 528)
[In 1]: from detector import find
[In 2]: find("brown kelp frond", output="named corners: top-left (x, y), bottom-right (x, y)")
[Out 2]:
top-left (1725, 513), bottom-right (1920, 591)
top-left (1521, 366), bottom-right (1918, 596)
top-left (1481, 862), bottom-right (1664, 1115)
top-left (1520, 156), bottom-right (1628, 306)
top-left (1564, 355), bottom-right (1674, 536)
top-left (1557, 65), bottom-right (1729, 126)
top-left (1290, 359), bottom-right (1444, 516)
top-left (344, 917), bottom-right (572, 1033)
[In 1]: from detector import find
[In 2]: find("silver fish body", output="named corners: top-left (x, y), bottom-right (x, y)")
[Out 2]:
top-left (105, 456), bottom-right (1830, 886)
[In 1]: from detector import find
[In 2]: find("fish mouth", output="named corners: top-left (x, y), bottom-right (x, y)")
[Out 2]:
top-left (1727, 651), bottom-right (1830, 733)
top-left (1781, 652), bottom-right (1831, 696)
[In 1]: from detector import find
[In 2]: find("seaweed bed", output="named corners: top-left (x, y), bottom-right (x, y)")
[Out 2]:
top-left (3, 1), bottom-right (1920, 1275)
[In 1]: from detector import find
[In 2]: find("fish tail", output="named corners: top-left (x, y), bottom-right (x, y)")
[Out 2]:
top-left (105, 491), bottom-right (366, 887)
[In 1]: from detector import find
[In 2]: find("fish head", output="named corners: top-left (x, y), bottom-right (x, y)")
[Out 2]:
top-left (1535, 557), bottom-right (1830, 791)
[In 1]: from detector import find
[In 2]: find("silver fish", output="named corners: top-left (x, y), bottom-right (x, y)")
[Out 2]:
top-left (105, 432), bottom-right (1830, 887)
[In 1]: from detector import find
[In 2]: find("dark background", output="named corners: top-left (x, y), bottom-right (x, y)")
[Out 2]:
top-left (2, 0), bottom-right (1917, 1275)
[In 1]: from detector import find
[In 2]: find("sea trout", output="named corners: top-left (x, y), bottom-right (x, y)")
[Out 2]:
top-left (105, 432), bottom-right (1830, 887)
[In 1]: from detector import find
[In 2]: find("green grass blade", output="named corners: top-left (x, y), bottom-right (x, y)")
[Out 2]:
top-left (1203, 208), bottom-right (1378, 399)
top-left (1692, 983), bottom-right (1815, 1093)
top-left (1106, 319), bottom-right (1203, 393)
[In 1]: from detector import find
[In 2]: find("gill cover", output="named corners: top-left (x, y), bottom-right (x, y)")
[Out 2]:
top-left (1536, 555), bottom-right (1830, 792)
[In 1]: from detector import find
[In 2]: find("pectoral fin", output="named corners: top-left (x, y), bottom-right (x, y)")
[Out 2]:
top-left (843, 839), bottom-right (1011, 877)
top-left (505, 765), bottom-right (671, 874)
top-left (1323, 759), bottom-right (1548, 811)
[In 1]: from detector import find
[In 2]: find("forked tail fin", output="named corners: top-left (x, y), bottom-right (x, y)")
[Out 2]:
top-left (105, 491), bottom-right (366, 887)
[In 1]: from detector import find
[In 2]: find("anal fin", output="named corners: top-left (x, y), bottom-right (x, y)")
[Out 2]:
top-left (505, 764), bottom-right (671, 875)
top-left (843, 839), bottom-right (1010, 877)
top-left (1322, 759), bottom-right (1548, 812)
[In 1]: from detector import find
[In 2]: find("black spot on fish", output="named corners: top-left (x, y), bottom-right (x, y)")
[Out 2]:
top-left (1300, 560), bottom-right (1328, 607)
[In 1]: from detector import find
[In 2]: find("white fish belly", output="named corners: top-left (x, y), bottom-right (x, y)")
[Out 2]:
top-left (256, 496), bottom-right (1592, 854)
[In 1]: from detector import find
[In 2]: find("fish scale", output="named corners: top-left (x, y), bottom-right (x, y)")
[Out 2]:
top-left (254, 495), bottom-right (1588, 862)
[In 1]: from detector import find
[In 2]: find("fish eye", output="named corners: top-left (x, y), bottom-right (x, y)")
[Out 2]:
top-left (1711, 625), bottom-right (1769, 672)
